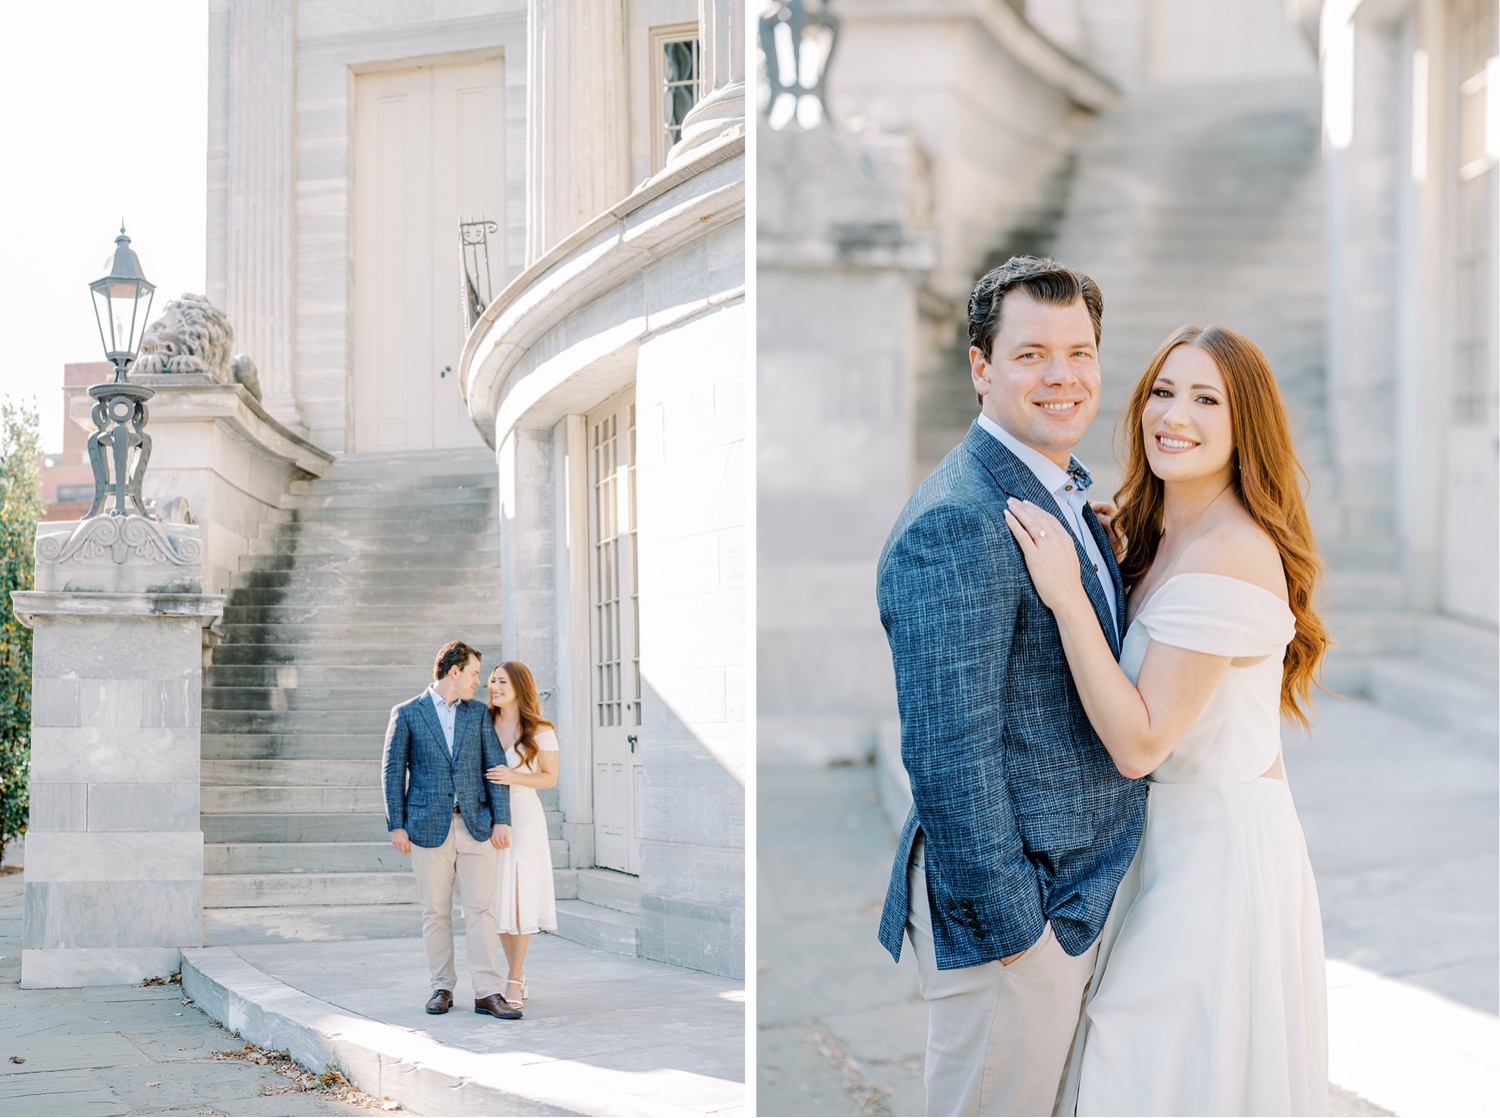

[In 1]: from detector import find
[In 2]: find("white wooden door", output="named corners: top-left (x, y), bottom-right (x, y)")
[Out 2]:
top-left (353, 59), bottom-right (504, 451)
top-left (587, 390), bottom-right (642, 875)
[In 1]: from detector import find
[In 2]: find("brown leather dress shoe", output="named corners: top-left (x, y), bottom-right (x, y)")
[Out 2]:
top-left (425, 989), bottom-right (453, 1015)
top-left (474, 993), bottom-right (522, 1020)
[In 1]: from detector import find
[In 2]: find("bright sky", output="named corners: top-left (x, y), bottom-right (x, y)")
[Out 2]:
top-left (0, 1), bottom-right (207, 451)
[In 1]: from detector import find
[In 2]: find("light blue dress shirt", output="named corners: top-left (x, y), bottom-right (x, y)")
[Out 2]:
top-left (427, 684), bottom-right (459, 756)
top-left (978, 413), bottom-right (1119, 630)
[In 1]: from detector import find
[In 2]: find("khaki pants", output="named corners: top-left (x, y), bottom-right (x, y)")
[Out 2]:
top-left (907, 840), bottom-right (1097, 1116)
top-left (409, 815), bottom-right (504, 999)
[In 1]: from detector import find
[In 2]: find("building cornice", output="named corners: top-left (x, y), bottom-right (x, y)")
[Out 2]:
top-left (461, 130), bottom-right (746, 445)
top-left (842, 0), bottom-right (1118, 111)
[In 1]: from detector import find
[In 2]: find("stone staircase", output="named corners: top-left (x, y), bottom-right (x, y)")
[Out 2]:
top-left (200, 448), bottom-right (643, 955)
top-left (200, 451), bottom-right (509, 943)
top-left (917, 78), bottom-right (1414, 691)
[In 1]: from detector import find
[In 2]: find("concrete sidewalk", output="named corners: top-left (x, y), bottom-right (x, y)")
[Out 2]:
top-left (183, 931), bottom-right (745, 1116)
top-left (0, 871), bottom-right (373, 1117)
top-left (758, 694), bottom-right (1499, 1116)
top-left (0, 866), bottom-right (744, 1116)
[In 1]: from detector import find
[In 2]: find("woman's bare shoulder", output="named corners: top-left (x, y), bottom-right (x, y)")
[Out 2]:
top-left (1177, 515), bottom-right (1287, 602)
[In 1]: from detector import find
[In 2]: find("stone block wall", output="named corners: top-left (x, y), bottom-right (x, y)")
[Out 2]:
top-left (635, 292), bottom-right (746, 979)
top-left (17, 549), bottom-right (223, 987)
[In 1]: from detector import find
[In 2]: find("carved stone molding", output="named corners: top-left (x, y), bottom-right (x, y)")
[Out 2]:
top-left (37, 516), bottom-right (203, 568)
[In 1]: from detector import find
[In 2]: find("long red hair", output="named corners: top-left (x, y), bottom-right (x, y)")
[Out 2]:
top-left (488, 660), bottom-right (555, 769)
top-left (1113, 324), bottom-right (1330, 728)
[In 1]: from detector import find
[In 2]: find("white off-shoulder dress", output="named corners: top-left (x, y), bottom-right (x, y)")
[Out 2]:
top-left (1063, 574), bottom-right (1329, 1116)
top-left (495, 727), bottom-right (559, 935)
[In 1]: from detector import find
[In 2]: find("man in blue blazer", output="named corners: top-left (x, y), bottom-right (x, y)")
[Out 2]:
top-left (383, 640), bottom-right (518, 1019)
top-left (877, 257), bottom-right (1147, 1115)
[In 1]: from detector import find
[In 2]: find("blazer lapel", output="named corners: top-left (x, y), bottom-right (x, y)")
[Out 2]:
top-left (451, 701), bottom-right (473, 770)
top-left (1081, 502), bottom-right (1125, 656)
top-left (965, 422), bottom-right (1121, 657)
top-left (415, 691), bottom-right (455, 769)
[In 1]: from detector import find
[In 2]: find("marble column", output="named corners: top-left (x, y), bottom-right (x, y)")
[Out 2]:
top-left (666, 0), bottom-right (746, 166)
top-left (224, 0), bottom-right (300, 428)
top-left (14, 518), bottom-right (225, 988)
top-left (525, 0), bottom-right (631, 263)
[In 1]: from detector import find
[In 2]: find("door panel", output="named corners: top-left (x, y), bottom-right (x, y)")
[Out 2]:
top-left (354, 59), bottom-right (503, 451)
top-left (588, 389), bottom-right (642, 874)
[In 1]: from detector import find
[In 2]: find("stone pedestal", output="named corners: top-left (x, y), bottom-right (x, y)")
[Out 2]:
top-left (12, 517), bottom-right (225, 988)
top-left (66, 377), bottom-right (333, 597)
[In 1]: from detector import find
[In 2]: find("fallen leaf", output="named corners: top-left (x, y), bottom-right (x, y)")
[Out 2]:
top-left (8, 1056), bottom-right (23, 1064)
top-left (146, 1081), bottom-right (161, 1087)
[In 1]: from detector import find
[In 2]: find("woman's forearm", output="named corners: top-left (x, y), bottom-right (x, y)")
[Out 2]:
top-left (502, 769), bottom-right (557, 789)
top-left (1051, 594), bottom-right (1160, 778)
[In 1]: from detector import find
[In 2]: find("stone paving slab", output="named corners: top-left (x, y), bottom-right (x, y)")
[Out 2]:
top-left (757, 693), bottom-right (1499, 1116)
top-left (184, 930), bottom-right (745, 1116)
top-left (0, 872), bottom-right (385, 1117)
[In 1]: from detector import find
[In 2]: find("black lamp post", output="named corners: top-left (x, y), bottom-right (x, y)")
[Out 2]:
top-left (760, 0), bottom-right (838, 131)
top-left (84, 226), bottom-right (157, 519)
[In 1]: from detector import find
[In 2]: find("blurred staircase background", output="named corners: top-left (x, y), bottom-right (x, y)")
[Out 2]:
top-left (198, 449), bottom-right (640, 954)
top-left (915, 76), bottom-right (1494, 735)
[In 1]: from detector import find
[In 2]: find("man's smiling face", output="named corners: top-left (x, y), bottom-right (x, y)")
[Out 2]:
top-left (969, 288), bottom-right (1100, 469)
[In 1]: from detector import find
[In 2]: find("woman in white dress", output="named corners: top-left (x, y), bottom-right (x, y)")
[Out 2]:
top-left (1002, 324), bottom-right (1331, 1116)
top-left (483, 660), bottom-right (559, 1010)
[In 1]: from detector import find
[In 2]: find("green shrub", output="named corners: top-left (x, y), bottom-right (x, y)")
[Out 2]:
top-left (0, 400), bottom-right (41, 864)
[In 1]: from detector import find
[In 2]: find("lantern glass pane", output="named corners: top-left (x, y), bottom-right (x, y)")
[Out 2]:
top-left (91, 283), bottom-right (118, 354)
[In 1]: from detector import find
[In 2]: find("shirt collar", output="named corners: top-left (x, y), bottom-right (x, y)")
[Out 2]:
top-left (427, 683), bottom-right (459, 712)
top-left (976, 413), bottom-right (1077, 498)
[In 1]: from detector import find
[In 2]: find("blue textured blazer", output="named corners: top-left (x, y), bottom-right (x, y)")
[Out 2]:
top-left (877, 422), bottom-right (1147, 970)
top-left (381, 690), bottom-right (510, 849)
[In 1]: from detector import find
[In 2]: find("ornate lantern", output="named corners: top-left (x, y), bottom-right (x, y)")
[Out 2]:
top-left (84, 227), bottom-right (157, 518)
top-left (760, 0), bottom-right (839, 131)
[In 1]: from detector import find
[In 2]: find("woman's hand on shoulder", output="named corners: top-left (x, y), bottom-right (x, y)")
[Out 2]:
top-left (1002, 498), bottom-right (1086, 615)
top-left (1090, 501), bottom-right (1125, 561)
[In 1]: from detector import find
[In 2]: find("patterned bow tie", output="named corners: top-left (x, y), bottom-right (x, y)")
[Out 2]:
top-left (1067, 457), bottom-right (1093, 492)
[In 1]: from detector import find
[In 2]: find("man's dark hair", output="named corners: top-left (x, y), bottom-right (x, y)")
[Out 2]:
top-left (434, 640), bottom-right (482, 681)
top-left (967, 255), bottom-right (1104, 361)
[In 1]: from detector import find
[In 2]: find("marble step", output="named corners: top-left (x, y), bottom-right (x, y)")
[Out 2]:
top-left (223, 585), bottom-right (500, 608)
top-left (282, 468), bottom-right (492, 489)
top-left (1364, 656), bottom-right (1500, 741)
top-left (203, 686), bottom-right (446, 712)
top-left (315, 448), bottom-right (494, 472)
top-left (248, 533), bottom-right (496, 557)
top-left (575, 868), bottom-right (641, 915)
top-left (202, 760), bottom-right (380, 786)
top-left (1416, 614), bottom-right (1499, 686)
top-left (202, 784), bottom-right (384, 814)
top-left (553, 899), bottom-right (639, 957)
top-left (268, 512), bottom-right (496, 534)
top-left (204, 709), bottom-right (397, 733)
top-left (268, 504), bottom-right (497, 527)
top-left (285, 484), bottom-right (497, 508)
top-left (1321, 610), bottom-right (1421, 657)
top-left (205, 841), bottom-right (409, 875)
top-left (210, 644), bottom-right (494, 667)
top-left (232, 566), bottom-right (496, 591)
top-left (239, 550), bottom-right (501, 574)
top-left (202, 733), bottom-right (387, 761)
top-left (216, 604), bottom-right (498, 627)
top-left (205, 870), bottom-right (416, 908)
top-left (204, 839), bottom-right (570, 875)
top-left (205, 664), bottom-right (485, 689)
top-left (203, 902), bottom-right (432, 945)
top-left (202, 812), bottom-right (391, 843)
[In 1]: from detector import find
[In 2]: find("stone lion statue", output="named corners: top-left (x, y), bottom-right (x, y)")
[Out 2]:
top-left (130, 292), bottom-right (263, 401)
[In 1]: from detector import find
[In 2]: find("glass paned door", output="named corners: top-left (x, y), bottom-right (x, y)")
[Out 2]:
top-left (587, 389), bottom-right (642, 873)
